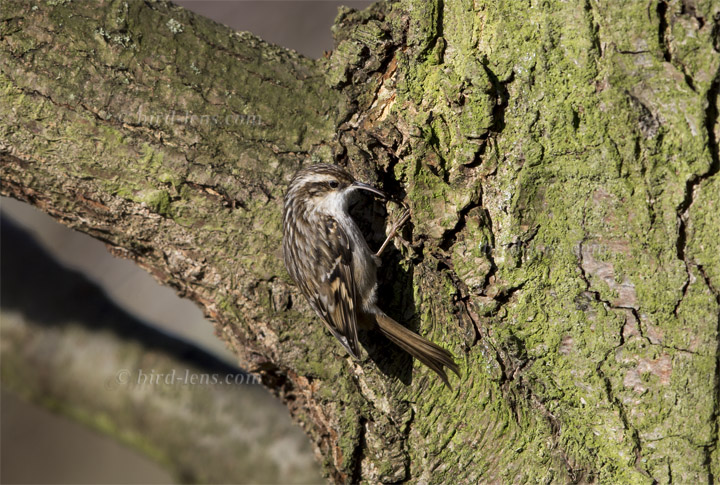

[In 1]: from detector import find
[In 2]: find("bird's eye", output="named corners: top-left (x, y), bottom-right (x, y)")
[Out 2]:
top-left (328, 180), bottom-right (339, 189)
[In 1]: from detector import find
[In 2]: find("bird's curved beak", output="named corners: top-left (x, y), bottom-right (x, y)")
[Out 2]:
top-left (350, 181), bottom-right (387, 199)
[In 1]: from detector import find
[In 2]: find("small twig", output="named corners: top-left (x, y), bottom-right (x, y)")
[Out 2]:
top-left (376, 209), bottom-right (411, 257)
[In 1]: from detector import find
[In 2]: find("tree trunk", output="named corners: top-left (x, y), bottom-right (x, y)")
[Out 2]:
top-left (2, 0), bottom-right (719, 482)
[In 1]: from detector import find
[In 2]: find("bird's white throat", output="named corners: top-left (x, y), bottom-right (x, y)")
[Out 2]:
top-left (315, 188), bottom-right (351, 216)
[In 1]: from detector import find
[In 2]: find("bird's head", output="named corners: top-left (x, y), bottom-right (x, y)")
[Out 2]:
top-left (285, 164), bottom-right (386, 215)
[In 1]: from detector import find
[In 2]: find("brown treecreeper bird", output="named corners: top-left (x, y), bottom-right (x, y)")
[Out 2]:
top-left (282, 163), bottom-right (460, 386)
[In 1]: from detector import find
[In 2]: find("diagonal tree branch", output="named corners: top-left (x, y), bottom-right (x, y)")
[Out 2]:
top-left (1, 0), bottom-right (350, 479)
top-left (1, 217), bottom-right (321, 484)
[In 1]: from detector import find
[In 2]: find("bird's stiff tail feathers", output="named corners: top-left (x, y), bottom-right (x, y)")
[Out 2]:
top-left (375, 313), bottom-right (460, 387)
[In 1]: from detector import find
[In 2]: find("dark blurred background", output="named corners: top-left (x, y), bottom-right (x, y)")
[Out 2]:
top-left (1, 1), bottom-right (371, 483)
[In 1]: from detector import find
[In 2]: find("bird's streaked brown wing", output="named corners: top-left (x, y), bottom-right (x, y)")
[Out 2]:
top-left (298, 216), bottom-right (361, 359)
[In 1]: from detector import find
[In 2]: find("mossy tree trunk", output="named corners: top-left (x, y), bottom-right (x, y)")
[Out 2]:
top-left (2, 0), bottom-right (719, 482)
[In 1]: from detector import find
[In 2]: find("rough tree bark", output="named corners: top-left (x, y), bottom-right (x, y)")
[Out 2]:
top-left (2, 0), bottom-right (719, 483)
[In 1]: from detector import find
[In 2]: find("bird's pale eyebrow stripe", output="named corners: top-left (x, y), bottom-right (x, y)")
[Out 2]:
top-left (302, 173), bottom-right (334, 184)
